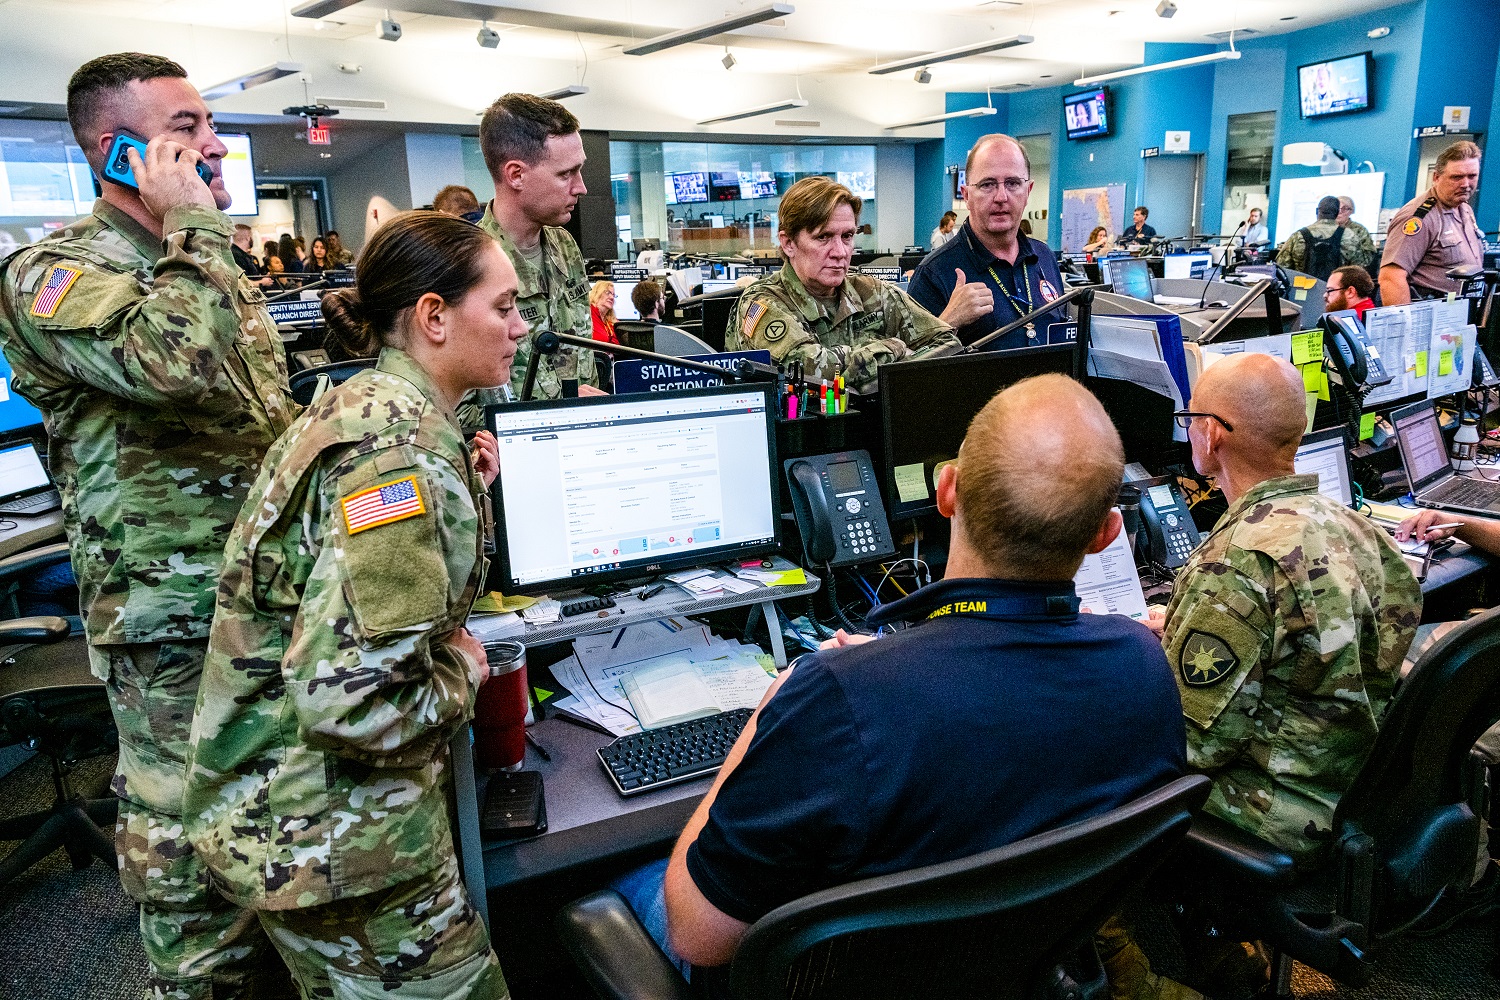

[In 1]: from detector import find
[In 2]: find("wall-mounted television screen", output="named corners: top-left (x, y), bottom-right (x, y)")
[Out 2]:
top-left (737, 170), bottom-right (778, 199)
top-left (218, 133), bottom-right (259, 217)
top-left (668, 171), bottom-right (709, 204)
top-left (837, 170), bottom-right (876, 200)
top-left (1298, 51), bottom-right (1373, 119)
top-left (1064, 86), bottom-right (1111, 141)
top-left (708, 171), bottom-right (741, 201)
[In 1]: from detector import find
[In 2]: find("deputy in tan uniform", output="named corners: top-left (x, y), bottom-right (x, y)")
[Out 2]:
top-left (728, 176), bottom-right (959, 393)
top-left (1380, 140), bottom-right (1485, 305)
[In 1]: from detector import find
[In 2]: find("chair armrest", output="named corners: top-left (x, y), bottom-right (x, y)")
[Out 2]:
top-left (0, 541), bottom-right (71, 585)
top-left (0, 615), bottom-right (71, 645)
top-left (1179, 812), bottom-right (1299, 888)
top-left (556, 890), bottom-right (693, 1000)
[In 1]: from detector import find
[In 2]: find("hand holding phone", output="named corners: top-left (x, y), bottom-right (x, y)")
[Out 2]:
top-left (103, 128), bottom-right (217, 215)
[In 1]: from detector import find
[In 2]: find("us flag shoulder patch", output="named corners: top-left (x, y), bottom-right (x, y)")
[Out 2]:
top-left (342, 475), bottom-right (427, 535)
top-left (744, 301), bottom-right (767, 336)
top-left (29, 264), bottom-right (83, 318)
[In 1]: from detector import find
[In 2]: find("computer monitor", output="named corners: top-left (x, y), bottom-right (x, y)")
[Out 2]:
top-left (1293, 427), bottom-right (1355, 507)
top-left (701, 279), bottom-right (739, 294)
top-left (614, 281), bottom-right (640, 321)
top-left (1102, 257), bottom-right (1153, 301)
top-left (1392, 400), bottom-right (1453, 494)
top-left (488, 385), bottom-right (781, 593)
top-left (0, 343), bottom-right (45, 437)
top-left (878, 344), bottom-right (1077, 520)
top-left (1163, 253), bottom-right (1212, 280)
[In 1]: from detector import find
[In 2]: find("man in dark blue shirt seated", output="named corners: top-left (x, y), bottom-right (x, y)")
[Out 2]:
top-left (640, 374), bottom-right (1186, 976)
top-left (908, 134), bottom-right (1070, 349)
top-left (1120, 206), bottom-right (1158, 244)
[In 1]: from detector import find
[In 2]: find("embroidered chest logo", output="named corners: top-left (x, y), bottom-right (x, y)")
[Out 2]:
top-left (1179, 630), bottom-right (1238, 687)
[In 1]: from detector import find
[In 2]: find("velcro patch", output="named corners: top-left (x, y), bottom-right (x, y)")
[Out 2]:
top-left (341, 475), bottom-right (426, 534)
top-left (1403, 218), bottom-right (1422, 236)
top-left (29, 264), bottom-right (82, 318)
top-left (765, 319), bottom-right (787, 342)
top-left (744, 301), bottom-right (767, 336)
top-left (1179, 629), bottom-right (1238, 687)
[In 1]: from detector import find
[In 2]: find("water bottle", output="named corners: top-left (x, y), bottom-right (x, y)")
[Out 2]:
top-left (1451, 415), bottom-right (1480, 473)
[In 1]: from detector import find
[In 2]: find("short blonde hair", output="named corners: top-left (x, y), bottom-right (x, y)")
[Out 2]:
top-left (1436, 140), bottom-right (1482, 175)
top-left (777, 176), bottom-right (861, 242)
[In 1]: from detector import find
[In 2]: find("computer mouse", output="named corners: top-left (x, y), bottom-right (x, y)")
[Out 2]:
top-left (1209, 300), bottom-right (1229, 308)
top-left (760, 559), bottom-right (774, 569)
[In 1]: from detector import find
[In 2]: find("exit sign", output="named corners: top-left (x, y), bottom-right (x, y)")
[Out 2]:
top-left (307, 126), bottom-right (330, 145)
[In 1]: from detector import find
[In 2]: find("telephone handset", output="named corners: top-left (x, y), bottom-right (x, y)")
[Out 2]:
top-left (1135, 476), bottom-right (1202, 570)
top-left (1321, 310), bottom-right (1393, 388)
top-left (784, 451), bottom-right (896, 568)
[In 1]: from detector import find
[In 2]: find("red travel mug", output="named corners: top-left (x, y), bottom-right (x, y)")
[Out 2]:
top-left (474, 640), bottom-right (529, 771)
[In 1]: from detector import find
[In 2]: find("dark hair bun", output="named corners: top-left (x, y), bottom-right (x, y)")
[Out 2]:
top-left (321, 288), bottom-right (380, 360)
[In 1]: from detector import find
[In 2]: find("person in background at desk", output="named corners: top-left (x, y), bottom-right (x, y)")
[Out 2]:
top-left (908, 134), bottom-right (1068, 348)
top-left (1325, 264), bottom-right (1376, 319)
top-left (1380, 140), bottom-right (1485, 306)
top-left (1082, 225), bottom-right (1112, 255)
top-left (1115, 353), bottom-right (1421, 1000)
top-left (433, 182), bottom-right (484, 223)
top-left (728, 176), bottom-right (958, 392)
top-left (589, 278), bottom-right (618, 344)
top-left (184, 212), bottom-right (521, 999)
top-left (631, 278), bottom-right (665, 323)
top-left (616, 375), bottom-right (1186, 989)
top-left (930, 209), bottom-right (958, 249)
top-left (1120, 206), bottom-right (1157, 245)
top-left (1241, 207), bottom-right (1268, 246)
top-left (0, 52), bottom-right (298, 998)
top-left (326, 229), bottom-right (353, 267)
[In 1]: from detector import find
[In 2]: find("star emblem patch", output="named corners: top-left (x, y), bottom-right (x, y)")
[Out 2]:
top-left (1179, 630), bottom-right (1238, 687)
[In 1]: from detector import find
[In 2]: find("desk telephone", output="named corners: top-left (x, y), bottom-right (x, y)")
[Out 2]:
top-left (1134, 477), bottom-right (1202, 570)
top-left (1321, 310), bottom-right (1393, 389)
top-left (784, 451), bottom-right (897, 568)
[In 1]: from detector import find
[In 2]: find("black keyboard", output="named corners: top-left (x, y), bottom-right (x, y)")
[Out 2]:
top-left (561, 594), bottom-right (617, 617)
top-left (0, 489), bottom-right (60, 516)
top-left (598, 708), bottom-right (753, 796)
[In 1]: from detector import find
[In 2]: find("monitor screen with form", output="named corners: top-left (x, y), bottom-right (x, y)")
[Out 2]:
top-left (1394, 402), bottom-right (1452, 489)
top-left (488, 386), bottom-right (780, 592)
top-left (0, 442), bottom-right (48, 502)
top-left (1293, 429), bottom-right (1354, 507)
top-left (613, 281), bottom-right (640, 321)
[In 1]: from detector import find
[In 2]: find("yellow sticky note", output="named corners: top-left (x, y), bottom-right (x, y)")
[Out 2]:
top-left (1292, 275), bottom-right (1317, 289)
top-left (1291, 332), bottom-right (1321, 366)
top-left (1359, 412), bottom-right (1376, 441)
top-left (1301, 362), bottom-right (1322, 391)
top-left (771, 569), bottom-right (808, 586)
top-left (1415, 351), bottom-right (1428, 377)
top-left (1304, 393), bottom-right (1318, 432)
top-left (1317, 369), bottom-right (1331, 402)
top-left (471, 591), bottom-right (537, 613)
top-left (1440, 350), bottom-right (1454, 375)
top-left (535, 687), bottom-right (554, 701)
top-left (892, 462), bottom-right (930, 504)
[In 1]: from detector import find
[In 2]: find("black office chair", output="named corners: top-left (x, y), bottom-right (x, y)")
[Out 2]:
top-left (1173, 604), bottom-right (1500, 995)
top-left (0, 615), bottom-right (117, 890)
top-left (288, 357), bottom-right (378, 406)
top-left (556, 774), bottom-right (1211, 1000)
top-left (0, 540), bottom-right (73, 624)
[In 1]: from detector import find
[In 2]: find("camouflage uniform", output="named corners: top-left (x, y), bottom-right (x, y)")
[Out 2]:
top-left (1163, 474), bottom-right (1421, 860)
top-left (184, 347), bottom-right (506, 999)
top-left (726, 264), bottom-right (958, 393)
top-left (0, 200), bottom-right (296, 998)
top-left (1274, 219), bottom-right (1376, 273)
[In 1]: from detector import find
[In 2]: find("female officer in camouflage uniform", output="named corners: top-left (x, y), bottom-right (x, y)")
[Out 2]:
top-left (184, 212), bottom-right (525, 999)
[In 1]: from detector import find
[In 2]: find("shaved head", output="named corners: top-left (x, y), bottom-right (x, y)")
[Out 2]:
top-left (955, 374), bottom-right (1124, 579)
top-left (1193, 353), bottom-right (1307, 456)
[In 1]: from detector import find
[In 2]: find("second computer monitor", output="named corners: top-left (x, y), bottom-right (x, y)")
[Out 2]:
top-left (878, 344), bottom-right (1077, 520)
top-left (1102, 257), bottom-right (1154, 302)
top-left (1293, 427), bottom-right (1355, 507)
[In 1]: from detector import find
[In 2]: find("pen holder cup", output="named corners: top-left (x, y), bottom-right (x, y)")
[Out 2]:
top-left (475, 640), bottom-right (529, 772)
top-left (776, 408), bottom-right (867, 459)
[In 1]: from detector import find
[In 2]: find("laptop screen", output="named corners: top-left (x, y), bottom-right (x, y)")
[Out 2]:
top-left (1293, 428), bottom-right (1353, 506)
top-left (1393, 402), bottom-right (1452, 491)
top-left (0, 442), bottom-right (49, 502)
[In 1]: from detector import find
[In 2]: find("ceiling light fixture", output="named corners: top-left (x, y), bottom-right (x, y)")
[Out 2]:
top-left (1155, 0), bottom-right (1178, 18)
top-left (886, 105), bottom-right (998, 130)
top-left (722, 49), bottom-right (737, 70)
top-left (914, 67), bottom-right (932, 84)
top-left (477, 22), bottom-right (500, 48)
top-left (290, 0), bottom-right (361, 18)
top-left (624, 3), bottom-right (794, 57)
top-left (868, 35), bottom-right (1033, 75)
top-left (200, 62), bottom-right (304, 101)
top-left (1073, 49), bottom-right (1241, 86)
top-left (538, 85), bottom-right (590, 100)
top-left (697, 98), bottom-right (809, 126)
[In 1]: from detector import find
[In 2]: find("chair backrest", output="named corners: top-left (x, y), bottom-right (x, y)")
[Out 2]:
top-left (1334, 605), bottom-right (1500, 908)
top-left (653, 325), bottom-right (717, 359)
top-left (728, 774), bottom-right (1211, 1000)
top-left (288, 358), bottom-right (378, 406)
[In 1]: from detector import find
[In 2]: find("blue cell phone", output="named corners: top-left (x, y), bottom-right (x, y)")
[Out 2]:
top-left (101, 128), bottom-right (213, 191)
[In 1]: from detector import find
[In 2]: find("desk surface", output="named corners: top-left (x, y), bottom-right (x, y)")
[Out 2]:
top-left (0, 509), bottom-right (64, 561)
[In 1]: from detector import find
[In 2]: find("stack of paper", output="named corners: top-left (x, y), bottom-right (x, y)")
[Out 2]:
top-left (1073, 510), bottom-right (1149, 622)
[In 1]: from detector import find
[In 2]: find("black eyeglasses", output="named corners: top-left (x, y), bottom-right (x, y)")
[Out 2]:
top-left (1173, 410), bottom-right (1234, 432)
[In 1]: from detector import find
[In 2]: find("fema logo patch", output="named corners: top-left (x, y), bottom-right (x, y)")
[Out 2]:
top-left (765, 319), bottom-right (787, 342)
top-left (1179, 630), bottom-right (1238, 687)
top-left (1038, 278), bottom-right (1058, 303)
top-left (1403, 218), bottom-right (1423, 236)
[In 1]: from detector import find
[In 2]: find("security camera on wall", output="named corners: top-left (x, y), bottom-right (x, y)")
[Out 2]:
top-left (477, 24), bottom-right (500, 48)
top-left (1155, 0), bottom-right (1177, 17)
top-left (377, 18), bottom-right (402, 41)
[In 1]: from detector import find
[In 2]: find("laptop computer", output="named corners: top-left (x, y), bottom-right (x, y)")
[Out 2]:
top-left (1392, 400), bottom-right (1500, 515)
top-left (1293, 427), bottom-right (1355, 508)
top-left (0, 440), bottom-right (60, 516)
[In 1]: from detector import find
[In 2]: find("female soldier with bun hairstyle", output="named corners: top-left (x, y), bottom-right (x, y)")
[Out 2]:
top-left (185, 211), bottom-right (524, 998)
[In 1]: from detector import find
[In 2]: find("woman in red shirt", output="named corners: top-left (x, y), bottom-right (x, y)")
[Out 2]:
top-left (590, 280), bottom-right (618, 344)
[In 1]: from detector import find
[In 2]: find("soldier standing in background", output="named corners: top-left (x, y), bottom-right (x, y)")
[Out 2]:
top-left (0, 53), bottom-right (296, 997)
top-left (729, 176), bottom-right (958, 394)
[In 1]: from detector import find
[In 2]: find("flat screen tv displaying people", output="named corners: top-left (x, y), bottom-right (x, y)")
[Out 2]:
top-left (1064, 87), bottom-right (1111, 140)
top-left (1298, 51), bottom-right (1373, 119)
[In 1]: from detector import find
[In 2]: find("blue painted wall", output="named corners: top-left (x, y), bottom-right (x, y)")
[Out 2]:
top-left (913, 138), bottom-right (947, 247)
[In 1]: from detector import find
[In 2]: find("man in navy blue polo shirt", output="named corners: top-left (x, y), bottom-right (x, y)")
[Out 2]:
top-left (909, 134), bottom-right (1069, 348)
top-left (643, 374), bottom-right (1186, 979)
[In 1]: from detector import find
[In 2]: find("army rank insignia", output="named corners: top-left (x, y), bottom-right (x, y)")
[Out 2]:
top-left (1180, 630), bottom-right (1238, 687)
top-left (30, 264), bottom-right (83, 318)
top-left (342, 475), bottom-right (426, 534)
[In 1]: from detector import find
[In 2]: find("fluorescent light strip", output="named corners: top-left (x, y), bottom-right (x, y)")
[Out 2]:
top-left (201, 62), bottom-right (304, 101)
top-left (868, 35), bottom-right (1034, 75)
top-left (1073, 49), bottom-right (1241, 86)
top-left (624, 3), bottom-right (794, 57)
top-left (697, 98), bottom-right (809, 126)
top-left (290, 0), bottom-right (362, 18)
top-left (539, 85), bottom-right (590, 100)
top-left (886, 106), bottom-right (997, 130)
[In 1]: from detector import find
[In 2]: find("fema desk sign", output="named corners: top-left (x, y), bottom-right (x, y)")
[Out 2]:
top-left (610, 265), bottom-right (648, 280)
top-left (265, 299), bottom-right (324, 324)
top-left (857, 266), bottom-right (905, 282)
top-left (613, 350), bottom-right (773, 394)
